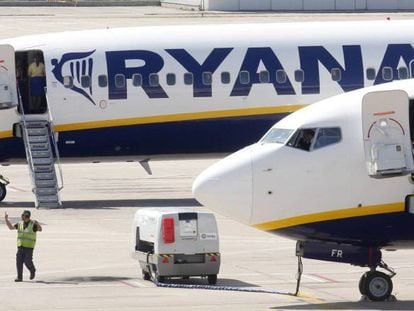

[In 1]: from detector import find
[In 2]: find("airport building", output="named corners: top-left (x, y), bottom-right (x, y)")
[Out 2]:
top-left (161, 0), bottom-right (414, 11)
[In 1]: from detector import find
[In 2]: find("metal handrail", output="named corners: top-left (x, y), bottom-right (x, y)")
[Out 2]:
top-left (17, 86), bottom-right (37, 194)
top-left (45, 89), bottom-right (64, 191)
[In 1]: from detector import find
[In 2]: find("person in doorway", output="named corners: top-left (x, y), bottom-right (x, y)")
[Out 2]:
top-left (27, 53), bottom-right (46, 113)
top-left (5, 210), bottom-right (42, 282)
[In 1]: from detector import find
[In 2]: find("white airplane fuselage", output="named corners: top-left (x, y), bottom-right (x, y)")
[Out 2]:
top-left (193, 79), bottom-right (414, 249)
top-left (1, 20), bottom-right (414, 163)
top-left (192, 79), bottom-right (414, 300)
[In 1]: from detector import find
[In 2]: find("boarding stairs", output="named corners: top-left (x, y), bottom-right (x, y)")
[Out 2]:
top-left (17, 89), bottom-right (64, 208)
top-left (21, 120), bottom-right (63, 208)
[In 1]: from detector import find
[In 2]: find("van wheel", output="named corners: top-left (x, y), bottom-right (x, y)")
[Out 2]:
top-left (155, 274), bottom-right (165, 283)
top-left (207, 275), bottom-right (217, 285)
top-left (142, 270), bottom-right (151, 281)
top-left (0, 183), bottom-right (6, 202)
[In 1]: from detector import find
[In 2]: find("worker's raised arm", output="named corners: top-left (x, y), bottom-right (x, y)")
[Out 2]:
top-left (34, 220), bottom-right (42, 232)
top-left (5, 212), bottom-right (15, 230)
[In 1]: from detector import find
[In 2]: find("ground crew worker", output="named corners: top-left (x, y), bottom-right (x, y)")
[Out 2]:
top-left (5, 210), bottom-right (42, 282)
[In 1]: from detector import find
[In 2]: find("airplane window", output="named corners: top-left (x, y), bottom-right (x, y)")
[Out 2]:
top-left (398, 67), bottom-right (408, 80)
top-left (239, 71), bottom-right (250, 84)
top-left (166, 73), bottom-right (176, 86)
top-left (221, 72), bottom-right (231, 84)
top-left (203, 72), bottom-right (212, 86)
top-left (366, 68), bottom-right (376, 80)
top-left (313, 127), bottom-right (342, 150)
top-left (184, 73), bottom-right (193, 85)
top-left (382, 67), bottom-right (393, 81)
top-left (132, 74), bottom-right (142, 87)
top-left (260, 128), bottom-right (294, 144)
top-left (98, 75), bottom-right (108, 87)
top-left (287, 128), bottom-right (317, 151)
top-left (115, 74), bottom-right (126, 88)
top-left (81, 76), bottom-right (91, 88)
top-left (294, 70), bottom-right (304, 82)
top-left (331, 68), bottom-right (341, 82)
top-left (149, 73), bottom-right (159, 87)
top-left (259, 71), bottom-right (270, 83)
top-left (276, 70), bottom-right (287, 83)
top-left (63, 76), bottom-right (73, 88)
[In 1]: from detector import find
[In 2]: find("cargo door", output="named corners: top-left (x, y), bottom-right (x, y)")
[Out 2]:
top-left (0, 45), bottom-right (17, 109)
top-left (362, 90), bottom-right (414, 177)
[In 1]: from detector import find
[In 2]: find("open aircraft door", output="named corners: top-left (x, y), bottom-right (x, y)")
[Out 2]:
top-left (362, 90), bottom-right (414, 177)
top-left (0, 45), bottom-right (17, 109)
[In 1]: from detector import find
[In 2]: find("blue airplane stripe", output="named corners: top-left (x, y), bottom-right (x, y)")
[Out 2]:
top-left (0, 113), bottom-right (287, 161)
top-left (274, 211), bottom-right (414, 248)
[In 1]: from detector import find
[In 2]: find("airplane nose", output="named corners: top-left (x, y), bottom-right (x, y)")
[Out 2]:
top-left (192, 146), bottom-right (253, 224)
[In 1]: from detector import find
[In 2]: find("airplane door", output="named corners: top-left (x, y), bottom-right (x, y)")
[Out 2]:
top-left (362, 90), bottom-right (414, 177)
top-left (0, 44), bottom-right (17, 109)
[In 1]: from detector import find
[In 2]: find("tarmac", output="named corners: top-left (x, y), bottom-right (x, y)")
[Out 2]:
top-left (0, 7), bottom-right (414, 311)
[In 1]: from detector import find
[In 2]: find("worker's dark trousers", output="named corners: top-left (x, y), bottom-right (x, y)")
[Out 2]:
top-left (16, 247), bottom-right (35, 279)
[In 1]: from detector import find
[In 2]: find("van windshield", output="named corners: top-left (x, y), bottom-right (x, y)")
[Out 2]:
top-left (260, 128), bottom-right (294, 144)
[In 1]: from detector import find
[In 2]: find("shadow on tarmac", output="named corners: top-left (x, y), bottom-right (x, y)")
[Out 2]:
top-left (272, 300), bottom-right (414, 310)
top-left (53, 275), bottom-right (259, 289)
top-left (56, 276), bottom-right (135, 283)
top-left (0, 198), bottom-right (201, 209)
top-left (160, 277), bottom-right (260, 288)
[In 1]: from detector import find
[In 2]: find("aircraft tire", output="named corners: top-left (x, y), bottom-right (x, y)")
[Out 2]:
top-left (358, 272), bottom-right (368, 295)
top-left (363, 271), bottom-right (393, 301)
top-left (0, 183), bottom-right (6, 202)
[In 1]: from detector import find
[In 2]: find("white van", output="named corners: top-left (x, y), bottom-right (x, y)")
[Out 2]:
top-left (132, 208), bottom-right (220, 284)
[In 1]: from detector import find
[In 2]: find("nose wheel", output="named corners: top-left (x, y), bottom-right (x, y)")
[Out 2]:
top-left (359, 261), bottom-right (396, 301)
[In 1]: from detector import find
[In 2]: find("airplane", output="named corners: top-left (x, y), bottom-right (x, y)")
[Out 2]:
top-left (1, 19), bottom-right (414, 207)
top-left (192, 78), bottom-right (414, 301)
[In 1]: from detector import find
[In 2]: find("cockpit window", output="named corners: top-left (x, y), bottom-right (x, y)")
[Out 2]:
top-left (287, 128), bottom-right (316, 151)
top-left (287, 127), bottom-right (341, 151)
top-left (313, 127), bottom-right (342, 149)
top-left (261, 128), bottom-right (294, 144)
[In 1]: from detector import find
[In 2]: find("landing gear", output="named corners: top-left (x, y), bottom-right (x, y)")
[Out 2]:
top-left (359, 261), bottom-right (396, 301)
top-left (0, 175), bottom-right (9, 202)
top-left (294, 241), bottom-right (397, 301)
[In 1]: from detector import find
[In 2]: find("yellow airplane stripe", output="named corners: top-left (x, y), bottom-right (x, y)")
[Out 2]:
top-left (0, 105), bottom-right (305, 139)
top-left (0, 130), bottom-right (12, 139)
top-left (53, 105), bottom-right (305, 132)
top-left (253, 202), bottom-right (405, 231)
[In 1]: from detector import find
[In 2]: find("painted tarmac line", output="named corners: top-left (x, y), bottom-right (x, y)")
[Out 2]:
top-left (118, 280), bottom-right (152, 288)
top-left (7, 186), bottom-right (29, 193)
top-left (305, 273), bottom-right (339, 283)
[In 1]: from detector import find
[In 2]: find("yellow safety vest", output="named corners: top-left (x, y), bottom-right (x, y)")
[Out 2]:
top-left (17, 221), bottom-right (36, 248)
